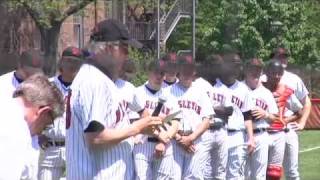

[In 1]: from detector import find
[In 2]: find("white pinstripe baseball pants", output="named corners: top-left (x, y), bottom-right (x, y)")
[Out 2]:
top-left (245, 131), bottom-right (269, 180)
top-left (226, 131), bottom-right (247, 180)
top-left (134, 141), bottom-right (174, 180)
top-left (201, 128), bottom-right (228, 180)
top-left (268, 131), bottom-right (286, 167)
top-left (172, 139), bottom-right (204, 180)
top-left (38, 146), bottom-right (66, 180)
top-left (283, 128), bottom-right (300, 180)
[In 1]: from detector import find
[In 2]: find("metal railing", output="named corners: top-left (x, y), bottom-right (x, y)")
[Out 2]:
top-left (127, 22), bottom-right (155, 41)
top-left (126, 0), bottom-right (193, 43)
top-left (160, 0), bottom-right (192, 42)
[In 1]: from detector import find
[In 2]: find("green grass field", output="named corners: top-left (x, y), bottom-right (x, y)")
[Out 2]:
top-left (298, 130), bottom-right (320, 180)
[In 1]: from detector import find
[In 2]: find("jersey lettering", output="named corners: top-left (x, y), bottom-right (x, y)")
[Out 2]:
top-left (178, 100), bottom-right (201, 115)
top-left (145, 100), bottom-right (170, 115)
top-left (231, 95), bottom-right (243, 109)
top-left (212, 93), bottom-right (225, 103)
top-left (256, 99), bottom-right (268, 110)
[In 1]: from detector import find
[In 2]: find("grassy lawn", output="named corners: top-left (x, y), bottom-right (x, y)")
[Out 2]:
top-left (299, 130), bottom-right (320, 180)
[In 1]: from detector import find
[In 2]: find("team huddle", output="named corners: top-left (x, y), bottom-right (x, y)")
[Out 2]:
top-left (0, 19), bottom-right (311, 180)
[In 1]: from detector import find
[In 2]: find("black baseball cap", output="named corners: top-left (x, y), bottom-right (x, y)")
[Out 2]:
top-left (19, 49), bottom-right (44, 68)
top-left (90, 19), bottom-right (143, 49)
top-left (61, 47), bottom-right (84, 61)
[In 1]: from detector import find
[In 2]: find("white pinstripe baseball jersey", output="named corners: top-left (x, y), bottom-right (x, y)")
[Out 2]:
top-left (132, 83), bottom-right (180, 151)
top-left (193, 77), bottom-right (212, 97)
top-left (115, 78), bottom-right (140, 120)
top-left (167, 82), bottom-right (214, 132)
top-left (161, 79), bottom-right (178, 88)
top-left (218, 79), bottom-right (253, 130)
top-left (66, 64), bottom-right (134, 180)
top-left (243, 83), bottom-right (278, 129)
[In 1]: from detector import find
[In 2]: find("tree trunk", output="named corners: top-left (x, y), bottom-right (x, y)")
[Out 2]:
top-left (39, 22), bottom-right (62, 76)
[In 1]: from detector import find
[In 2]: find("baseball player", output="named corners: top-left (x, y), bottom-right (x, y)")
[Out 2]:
top-left (219, 53), bottom-right (255, 180)
top-left (193, 54), bottom-right (231, 180)
top-left (38, 47), bottom-right (84, 180)
top-left (242, 58), bottom-right (279, 180)
top-left (168, 55), bottom-right (214, 179)
top-left (262, 60), bottom-right (303, 180)
top-left (0, 49), bottom-right (44, 180)
top-left (131, 60), bottom-right (181, 180)
top-left (161, 52), bottom-right (178, 87)
top-left (270, 48), bottom-right (311, 180)
top-left (66, 19), bottom-right (163, 180)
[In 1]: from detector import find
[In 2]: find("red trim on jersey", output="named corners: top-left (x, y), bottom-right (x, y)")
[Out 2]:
top-left (66, 90), bottom-right (72, 129)
top-left (269, 84), bottom-right (293, 130)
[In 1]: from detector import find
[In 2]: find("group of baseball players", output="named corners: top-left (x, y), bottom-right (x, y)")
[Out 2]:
top-left (0, 18), bottom-right (311, 180)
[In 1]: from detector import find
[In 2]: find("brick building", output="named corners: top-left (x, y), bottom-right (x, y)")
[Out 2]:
top-left (0, 0), bottom-right (116, 74)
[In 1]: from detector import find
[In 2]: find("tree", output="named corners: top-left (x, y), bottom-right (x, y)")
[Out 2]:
top-left (167, 0), bottom-right (320, 67)
top-left (9, 0), bottom-right (95, 75)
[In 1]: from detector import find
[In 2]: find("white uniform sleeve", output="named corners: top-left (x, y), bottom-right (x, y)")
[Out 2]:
top-left (242, 92), bottom-right (255, 112)
top-left (130, 89), bottom-right (145, 113)
top-left (295, 77), bottom-right (309, 101)
top-left (80, 79), bottom-right (113, 130)
top-left (287, 94), bottom-right (303, 113)
top-left (199, 89), bottom-right (215, 118)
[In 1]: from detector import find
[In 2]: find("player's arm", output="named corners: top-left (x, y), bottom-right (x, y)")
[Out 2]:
top-left (187, 90), bottom-right (214, 142)
top-left (297, 95), bottom-right (311, 129)
top-left (243, 93), bottom-right (255, 154)
top-left (85, 116), bottom-right (162, 147)
top-left (189, 117), bottom-right (210, 141)
top-left (243, 111), bottom-right (255, 154)
top-left (284, 94), bottom-right (304, 124)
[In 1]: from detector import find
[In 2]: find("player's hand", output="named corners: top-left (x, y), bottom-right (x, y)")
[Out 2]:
top-left (136, 116), bottom-right (163, 134)
top-left (246, 138), bottom-right (256, 155)
top-left (157, 131), bottom-right (170, 144)
top-left (182, 144), bottom-right (196, 154)
top-left (154, 142), bottom-right (166, 158)
top-left (38, 134), bottom-right (49, 149)
top-left (287, 122), bottom-right (304, 131)
top-left (251, 107), bottom-right (267, 120)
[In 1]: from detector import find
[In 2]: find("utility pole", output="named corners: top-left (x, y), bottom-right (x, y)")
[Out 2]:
top-left (156, 0), bottom-right (160, 59)
top-left (192, 0), bottom-right (196, 60)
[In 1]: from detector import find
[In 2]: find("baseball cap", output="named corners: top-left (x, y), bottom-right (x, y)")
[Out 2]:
top-left (19, 49), bottom-right (44, 68)
top-left (61, 47), bottom-right (84, 61)
top-left (90, 19), bottom-right (143, 49)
